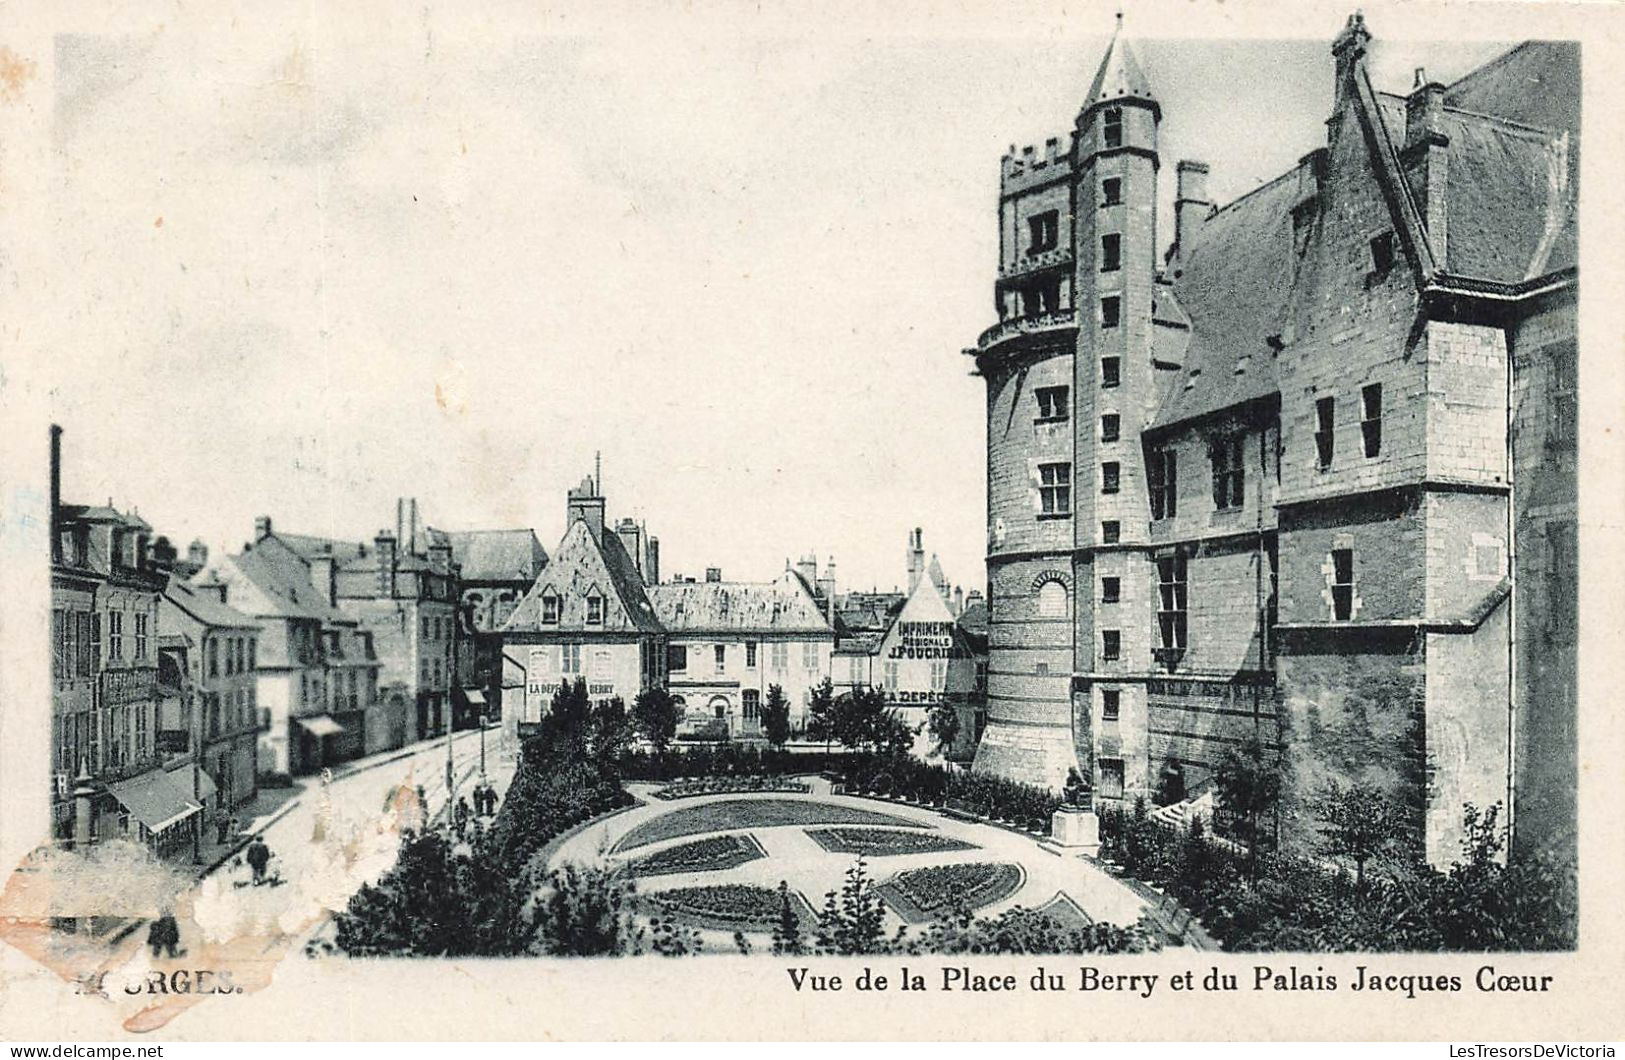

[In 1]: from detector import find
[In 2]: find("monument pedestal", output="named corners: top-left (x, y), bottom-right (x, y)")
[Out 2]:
top-left (1044, 805), bottom-right (1100, 857)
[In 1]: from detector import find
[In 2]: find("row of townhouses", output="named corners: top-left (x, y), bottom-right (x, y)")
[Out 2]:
top-left (499, 475), bottom-right (988, 756)
top-left (48, 427), bottom-right (549, 858)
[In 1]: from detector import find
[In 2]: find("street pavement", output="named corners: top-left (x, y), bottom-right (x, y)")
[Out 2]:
top-left (4, 726), bottom-right (517, 1033)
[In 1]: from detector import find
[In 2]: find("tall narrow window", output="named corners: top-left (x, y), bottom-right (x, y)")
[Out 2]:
top-left (1211, 434), bottom-right (1245, 509)
top-left (1101, 461), bottom-right (1121, 494)
top-left (1038, 463), bottom-right (1072, 517)
top-left (1101, 296), bottom-right (1121, 329)
top-left (1369, 231), bottom-right (1396, 275)
top-left (108, 611), bottom-right (123, 661)
top-left (1028, 210), bottom-right (1059, 254)
top-left (541, 593), bottom-right (560, 624)
top-left (1101, 413), bottom-right (1120, 442)
top-left (742, 689), bottom-right (761, 720)
top-left (1150, 447), bottom-right (1178, 520)
top-left (585, 594), bottom-right (604, 625)
top-left (1100, 233), bottom-right (1121, 272)
top-left (1101, 630), bottom-right (1122, 661)
top-left (1035, 386), bottom-right (1069, 422)
top-left (1331, 548), bottom-right (1355, 621)
top-left (562, 643), bottom-right (582, 674)
top-left (1549, 342), bottom-right (1577, 451)
top-left (1101, 356), bottom-right (1121, 388)
top-left (746, 641), bottom-right (757, 668)
top-left (1102, 688), bottom-right (1121, 721)
top-left (1101, 576), bottom-right (1121, 603)
top-left (1102, 178), bottom-right (1122, 206)
top-left (1315, 397), bottom-right (1336, 470)
top-left (1037, 580), bottom-right (1068, 618)
top-left (1361, 383), bottom-right (1383, 458)
top-left (1103, 107), bottom-right (1123, 149)
top-left (1101, 520), bottom-right (1121, 544)
top-left (1157, 552), bottom-right (1189, 650)
top-left (714, 644), bottom-right (726, 673)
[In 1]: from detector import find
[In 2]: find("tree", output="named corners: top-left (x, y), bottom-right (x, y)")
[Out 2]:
top-left (632, 686), bottom-right (681, 753)
top-left (770, 881), bottom-right (805, 956)
top-left (813, 858), bottom-right (888, 955)
top-left (927, 703), bottom-right (960, 755)
top-left (805, 677), bottom-right (836, 752)
top-left (1214, 735), bottom-right (1283, 870)
top-left (761, 684), bottom-right (791, 750)
top-left (875, 710), bottom-right (917, 758)
top-left (832, 686), bottom-right (885, 751)
top-left (590, 696), bottom-right (633, 767)
top-left (1315, 781), bottom-right (1397, 887)
top-left (541, 678), bottom-right (592, 753)
top-left (535, 863), bottom-right (642, 956)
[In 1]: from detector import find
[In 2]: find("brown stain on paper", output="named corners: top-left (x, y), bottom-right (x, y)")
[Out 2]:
top-left (0, 46), bottom-right (37, 103)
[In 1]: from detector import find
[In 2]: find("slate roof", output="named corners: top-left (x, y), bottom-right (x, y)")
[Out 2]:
top-left (439, 529), bottom-right (548, 584)
top-left (503, 522), bottom-right (663, 634)
top-left (163, 574), bottom-right (260, 630)
top-left (1437, 108), bottom-right (1575, 281)
top-left (1153, 165), bottom-right (1297, 427)
top-left (1153, 39), bottom-right (1576, 429)
top-left (227, 538), bottom-right (351, 624)
top-left (273, 532), bottom-right (367, 566)
top-left (1083, 25), bottom-right (1156, 112)
top-left (649, 573), bottom-right (832, 635)
top-left (600, 531), bottom-right (665, 633)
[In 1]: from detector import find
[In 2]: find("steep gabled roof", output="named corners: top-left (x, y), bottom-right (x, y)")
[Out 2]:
top-left (503, 521), bottom-right (663, 634)
top-left (272, 532), bottom-right (367, 567)
top-left (163, 574), bottom-right (260, 631)
top-left (649, 571), bottom-right (832, 635)
top-left (440, 529), bottom-right (548, 583)
top-left (226, 537), bottom-right (352, 624)
top-left (1437, 108), bottom-right (1575, 282)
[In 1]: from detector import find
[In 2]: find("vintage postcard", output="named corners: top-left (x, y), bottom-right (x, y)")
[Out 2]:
top-left (0, 0), bottom-right (1621, 1043)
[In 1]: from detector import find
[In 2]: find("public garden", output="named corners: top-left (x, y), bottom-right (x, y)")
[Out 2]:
top-left (320, 679), bottom-right (1577, 958)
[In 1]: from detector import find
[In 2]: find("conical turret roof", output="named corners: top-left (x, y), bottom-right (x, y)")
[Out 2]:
top-left (1083, 16), bottom-right (1157, 111)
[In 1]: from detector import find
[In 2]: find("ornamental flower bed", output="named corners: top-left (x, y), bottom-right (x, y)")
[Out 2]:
top-left (876, 862), bottom-right (1024, 923)
top-left (654, 777), bottom-right (811, 800)
top-left (626, 834), bottom-right (767, 877)
top-left (611, 798), bottom-right (921, 853)
top-left (806, 827), bottom-right (977, 857)
top-left (642, 883), bottom-right (815, 931)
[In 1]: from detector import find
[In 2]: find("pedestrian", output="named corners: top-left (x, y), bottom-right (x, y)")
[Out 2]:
top-left (214, 809), bottom-right (230, 845)
top-left (245, 835), bottom-right (270, 885)
top-left (454, 796), bottom-right (470, 834)
top-left (484, 783), bottom-right (499, 815)
top-left (147, 910), bottom-right (181, 959)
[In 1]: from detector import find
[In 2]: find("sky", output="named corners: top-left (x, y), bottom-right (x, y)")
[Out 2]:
top-left (37, 3), bottom-right (1512, 596)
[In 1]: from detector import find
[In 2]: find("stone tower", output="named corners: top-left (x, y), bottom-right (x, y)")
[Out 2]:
top-left (1070, 23), bottom-right (1163, 800)
top-left (970, 21), bottom-right (1161, 791)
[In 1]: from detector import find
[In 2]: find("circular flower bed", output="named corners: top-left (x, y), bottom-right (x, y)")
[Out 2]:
top-left (876, 862), bottom-right (1024, 923)
top-left (654, 777), bottom-right (811, 800)
top-left (806, 827), bottom-right (977, 856)
top-left (641, 883), bottom-right (815, 932)
top-left (626, 834), bottom-right (766, 877)
top-left (612, 798), bottom-right (922, 853)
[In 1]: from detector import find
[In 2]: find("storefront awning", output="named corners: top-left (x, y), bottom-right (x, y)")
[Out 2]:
top-left (296, 715), bottom-right (346, 738)
top-left (107, 771), bottom-right (202, 834)
top-left (165, 763), bottom-right (218, 805)
top-left (463, 689), bottom-right (487, 706)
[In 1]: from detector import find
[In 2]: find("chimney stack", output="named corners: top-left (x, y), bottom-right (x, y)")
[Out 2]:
top-left (187, 539), bottom-right (209, 569)
top-left (49, 425), bottom-right (62, 563)
top-left (906, 528), bottom-right (925, 594)
top-left (565, 475), bottom-right (606, 544)
top-left (1171, 160), bottom-right (1212, 270)
top-left (954, 585), bottom-right (965, 617)
top-left (1403, 67), bottom-right (1450, 261)
top-left (705, 566), bottom-right (722, 583)
top-left (375, 531), bottom-right (397, 597)
top-left (615, 518), bottom-right (645, 581)
top-left (254, 515), bottom-right (273, 541)
top-left (647, 536), bottom-right (660, 585)
top-left (311, 545), bottom-right (337, 607)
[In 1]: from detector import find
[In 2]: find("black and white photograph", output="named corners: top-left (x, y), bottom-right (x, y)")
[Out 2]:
top-left (0, 0), bottom-right (1616, 1044)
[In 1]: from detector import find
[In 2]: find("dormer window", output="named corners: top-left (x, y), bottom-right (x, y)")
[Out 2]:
top-left (1103, 107), bottom-right (1123, 149)
top-left (541, 593), bottom-right (560, 624)
top-left (586, 594), bottom-right (604, 625)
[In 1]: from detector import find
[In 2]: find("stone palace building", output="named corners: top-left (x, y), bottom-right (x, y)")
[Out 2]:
top-left (967, 16), bottom-right (1577, 865)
